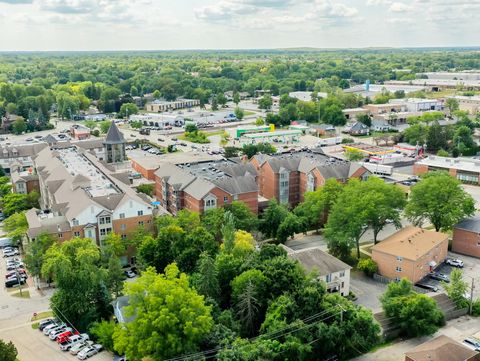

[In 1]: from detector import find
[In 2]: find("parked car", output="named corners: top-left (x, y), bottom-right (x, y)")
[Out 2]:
top-left (415, 283), bottom-right (439, 292)
top-left (77, 344), bottom-right (103, 360)
top-left (5, 277), bottom-right (26, 288)
top-left (56, 330), bottom-right (79, 343)
top-left (38, 318), bottom-right (59, 331)
top-left (43, 322), bottom-right (65, 335)
top-left (0, 212), bottom-right (5, 221)
top-left (429, 272), bottom-right (450, 283)
top-left (59, 334), bottom-right (89, 351)
top-left (446, 258), bottom-right (464, 268)
top-left (70, 340), bottom-right (93, 355)
top-left (463, 338), bottom-right (480, 351)
top-left (124, 270), bottom-right (136, 278)
top-left (3, 249), bottom-right (19, 257)
top-left (50, 327), bottom-right (73, 340)
top-left (44, 323), bottom-right (67, 336)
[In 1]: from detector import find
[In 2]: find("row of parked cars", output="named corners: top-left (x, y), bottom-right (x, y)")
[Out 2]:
top-left (2, 246), bottom-right (27, 288)
top-left (38, 318), bottom-right (103, 360)
top-left (415, 257), bottom-right (464, 292)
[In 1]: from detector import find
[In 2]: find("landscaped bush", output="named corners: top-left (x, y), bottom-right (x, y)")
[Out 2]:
top-left (472, 299), bottom-right (480, 317)
top-left (184, 130), bottom-right (210, 144)
top-left (357, 258), bottom-right (378, 277)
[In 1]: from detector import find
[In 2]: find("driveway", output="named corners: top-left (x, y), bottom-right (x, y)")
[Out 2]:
top-left (352, 315), bottom-right (480, 361)
top-left (350, 270), bottom-right (387, 312)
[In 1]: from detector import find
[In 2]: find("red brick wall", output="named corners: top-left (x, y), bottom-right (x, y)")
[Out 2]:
top-left (259, 162), bottom-right (278, 200)
top-left (288, 171), bottom-right (300, 206)
top-left (237, 191), bottom-right (259, 214)
top-left (132, 160), bottom-right (157, 181)
top-left (452, 228), bottom-right (480, 258)
top-left (26, 180), bottom-right (40, 194)
top-left (413, 164), bottom-right (429, 175)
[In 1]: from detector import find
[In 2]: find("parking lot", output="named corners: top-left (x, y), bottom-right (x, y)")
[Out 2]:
top-left (0, 247), bottom-right (113, 361)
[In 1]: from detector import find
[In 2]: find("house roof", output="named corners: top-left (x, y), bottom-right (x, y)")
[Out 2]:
top-left (371, 226), bottom-right (449, 261)
top-left (286, 247), bottom-right (351, 276)
top-left (104, 121), bottom-right (125, 144)
top-left (212, 174), bottom-right (258, 195)
top-left (455, 217), bottom-right (480, 233)
top-left (405, 335), bottom-right (478, 361)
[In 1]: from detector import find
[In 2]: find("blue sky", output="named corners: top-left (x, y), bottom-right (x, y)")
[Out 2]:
top-left (0, 0), bottom-right (479, 51)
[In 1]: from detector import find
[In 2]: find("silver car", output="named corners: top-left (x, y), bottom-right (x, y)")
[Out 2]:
top-left (77, 344), bottom-right (102, 360)
top-left (70, 340), bottom-right (93, 355)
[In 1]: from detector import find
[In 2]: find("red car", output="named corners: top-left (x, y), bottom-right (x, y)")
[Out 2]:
top-left (56, 330), bottom-right (79, 344)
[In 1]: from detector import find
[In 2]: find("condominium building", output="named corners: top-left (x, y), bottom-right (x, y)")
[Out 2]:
top-left (25, 122), bottom-right (154, 246)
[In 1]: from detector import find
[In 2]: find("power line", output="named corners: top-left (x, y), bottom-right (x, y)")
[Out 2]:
top-left (166, 308), bottom-right (344, 361)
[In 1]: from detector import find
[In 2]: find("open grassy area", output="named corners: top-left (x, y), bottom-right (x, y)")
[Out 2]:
top-left (11, 290), bottom-right (30, 299)
top-left (206, 129), bottom-right (228, 137)
top-left (31, 310), bottom-right (54, 322)
top-left (244, 110), bottom-right (256, 116)
top-left (31, 322), bottom-right (39, 330)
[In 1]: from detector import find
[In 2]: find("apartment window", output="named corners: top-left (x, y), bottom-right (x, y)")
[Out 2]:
top-left (121, 234), bottom-right (127, 240)
top-left (73, 231), bottom-right (81, 237)
top-left (307, 172), bottom-right (315, 192)
top-left (138, 221), bottom-right (144, 226)
top-left (204, 196), bottom-right (217, 210)
top-left (58, 233), bottom-right (63, 238)
top-left (105, 216), bottom-right (111, 224)
top-left (120, 224), bottom-right (126, 231)
top-left (326, 274), bottom-right (332, 283)
top-left (119, 213), bottom-right (125, 219)
top-left (395, 266), bottom-right (402, 272)
top-left (137, 210), bottom-right (144, 216)
top-left (339, 271), bottom-right (345, 277)
top-left (397, 256), bottom-right (403, 262)
top-left (99, 217), bottom-right (105, 225)
top-left (223, 196), bottom-right (228, 203)
top-left (72, 219), bottom-right (79, 226)
top-left (100, 228), bottom-right (112, 236)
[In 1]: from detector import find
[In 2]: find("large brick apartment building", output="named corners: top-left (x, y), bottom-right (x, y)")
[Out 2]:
top-left (152, 148), bottom-right (369, 214)
top-left (250, 149), bottom-right (370, 207)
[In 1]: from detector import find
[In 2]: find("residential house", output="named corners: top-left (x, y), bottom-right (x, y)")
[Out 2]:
top-left (405, 335), bottom-right (479, 361)
top-left (452, 217), bottom-right (480, 258)
top-left (11, 168), bottom-right (39, 194)
top-left (371, 226), bottom-right (449, 283)
top-left (283, 245), bottom-right (351, 296)
top-left (346, 122), bottom-right (370, 136)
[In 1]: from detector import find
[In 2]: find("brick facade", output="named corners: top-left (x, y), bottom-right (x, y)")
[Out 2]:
top-left (452, 228), bottom-right (480, 258)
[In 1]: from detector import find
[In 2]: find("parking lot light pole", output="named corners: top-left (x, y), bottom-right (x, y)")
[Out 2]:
top-left (15, 264), bottom-right (23, 297)
top-left (469, 277), bottom-right (475, 315)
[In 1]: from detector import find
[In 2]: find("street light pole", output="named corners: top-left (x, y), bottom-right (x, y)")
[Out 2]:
top-left (469, 276), bottom-right (475, 315)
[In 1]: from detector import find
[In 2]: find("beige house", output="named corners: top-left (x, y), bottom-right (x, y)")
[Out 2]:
top-left (372, 226), bottom-right (449, 283)
top-left (283, 246), bottom-right (351, 296)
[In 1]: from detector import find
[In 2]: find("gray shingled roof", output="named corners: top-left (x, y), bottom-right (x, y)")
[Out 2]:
top-left (217, 163), bottom-right (258, 177)
top-left (104, 121), bottom-right (125, 144)
top-left (212, 174), bottom-right (258, 195)
top-left (288, 247), bottom-right (351, 276)
top-left (455, 217), bottom-right (480, 233)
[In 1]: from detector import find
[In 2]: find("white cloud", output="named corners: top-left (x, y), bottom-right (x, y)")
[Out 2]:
top-left (387, 17), bottom-right (413, 24)
top-left (366, 0), bottom-right (391, 5)
top-left (389, 2), bottom-right (413, 12)
top-left (315, 0), bottom-right (359, 18)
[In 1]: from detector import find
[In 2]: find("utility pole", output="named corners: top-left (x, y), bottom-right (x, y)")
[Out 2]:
top-left (469, 277), bottom-right (475, 315)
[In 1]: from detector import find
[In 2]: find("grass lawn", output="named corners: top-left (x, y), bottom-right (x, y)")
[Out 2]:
top-left (31, 323), bottom-right (39, 330)
top-left (371, 131), bottom-right (399, 138)
top-left (206, 129), bottom-right (228, 137)
top-left (31, 310), bottom-right (54, 322)
top-left (244, 110), bottom-right (256, 116)
top-left (11, 290), bottom-right (30, 299)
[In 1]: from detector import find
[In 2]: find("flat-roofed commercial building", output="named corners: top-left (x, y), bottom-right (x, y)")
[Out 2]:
top-left (448, 95), bottom-right (480, 114)
top-left (372, 226), bottom-right (449, 283)
top-left (146, 99), bottom-right (200, 112)
top-left (414, 156), bottom-right (480, 185)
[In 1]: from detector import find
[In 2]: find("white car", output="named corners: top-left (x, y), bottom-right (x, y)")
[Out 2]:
top-left (77, 344), bottom-right (103, 360)
top-left (59, 333), bottom-right (89, 351)
top-left (70, 340), bottom-right (93, 355)
top-left (446, 258), bottom-right (464, 268)
top-left (49, 327), bottom-right (72, 340)
top-left (43, 323), bottom-right (65, 335)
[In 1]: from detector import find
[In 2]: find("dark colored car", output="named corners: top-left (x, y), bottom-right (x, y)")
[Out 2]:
top-left (5, 277), bottom-right (26, 288)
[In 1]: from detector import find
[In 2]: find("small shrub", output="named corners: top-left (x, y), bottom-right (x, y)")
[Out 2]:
top-left (472, 299), bottom-right (480, 317)
top-left (342, 137), bottom-right (354, 144)
top-left (357, 258), bottom-right (378, 277)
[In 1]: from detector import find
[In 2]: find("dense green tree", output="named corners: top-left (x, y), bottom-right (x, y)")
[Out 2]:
top-left (234, 107), bottom-right (244, 120)
top-left (241, 143), bottom-right (276, 158)
top-left (118, 103), bottom-right (139, 118)
top-left (405, 172), bottom-right (475, 231)
top-left (443, 269), bottom-right (470, 309)
top-left (23, 233), bottom-right (55, 286)
top-left (260, 198), bottom-right (289, 240)
top-left (113, 265), bottom-right (213, 361)
top-left (445, 98), bottom-right (459, 115)
top-left (89, 320), bottom-right (116, 352)
top-left (381, 279), bottom-right (444, 337)
top-left (2, 191), bottom-right (39, 216)
top-left (42, 238), bottom-right (111, 331)
top-left (2, 211), bottom-right (28, 243)
top-left (258, 94), bottom-right (273, 110)
top-left (136, 183), bottom-right (154, 197)
top-left (0, 339), bottom-right (17, 361)
top-left (277, 213), bottom-right (301, 243)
